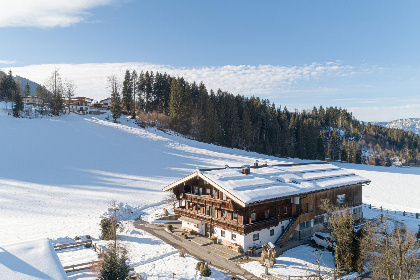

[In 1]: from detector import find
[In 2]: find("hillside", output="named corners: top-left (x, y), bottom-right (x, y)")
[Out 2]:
top-left (0, 70), bottom-right (40, 96)
top-left (1, 101), bottom-right (420, 278)
top-left (377, 118), bottom-right (420, 136)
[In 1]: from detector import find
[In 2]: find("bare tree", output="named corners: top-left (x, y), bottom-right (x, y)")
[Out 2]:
top-left (363, 217), bottom-right (420, 280)
top-left (45, 69), bottom-right (64, 116)
top-left (107, 75), bottom-right (121, 122)
top-left (319, 199), bottom-right (359, 274)
top-left (63, 79), bottom-right (76, 114)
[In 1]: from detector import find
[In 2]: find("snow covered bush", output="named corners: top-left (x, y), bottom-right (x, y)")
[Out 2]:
top-left (74, 236), bottom-right (80, 240)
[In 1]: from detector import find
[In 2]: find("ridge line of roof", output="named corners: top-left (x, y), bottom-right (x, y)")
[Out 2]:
top-left (199, 161), bottom-right (328, 172)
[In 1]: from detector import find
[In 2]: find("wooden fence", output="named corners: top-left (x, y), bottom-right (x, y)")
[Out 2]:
top-left (63, 260), bottom-right (101, 273)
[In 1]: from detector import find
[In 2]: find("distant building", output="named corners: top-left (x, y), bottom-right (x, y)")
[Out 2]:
top-left (100, 98), bottom-right (111, 109)
top-left (163, 162), bottom-right (370, 251)
top-left (22, 96), bottom-right (43, 106)
top-left (66, 97), bottom-right (93, 114)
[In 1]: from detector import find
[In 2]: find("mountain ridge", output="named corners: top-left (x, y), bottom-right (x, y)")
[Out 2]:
top-left (377, 118), bottom-right (420, 136)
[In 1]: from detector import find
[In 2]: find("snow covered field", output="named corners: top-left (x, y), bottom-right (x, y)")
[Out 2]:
top-left (1, 101), bottom-right (420, 279)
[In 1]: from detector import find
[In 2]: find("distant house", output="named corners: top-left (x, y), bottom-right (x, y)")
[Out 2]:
top-left (163, 162), bottom-right (370, 251)
top-left (22, 96), bottom-right (43, 106)
top-left (66, 97), bottom-right (93, 114)
top-left (100, 98), bottom-right (111, 109)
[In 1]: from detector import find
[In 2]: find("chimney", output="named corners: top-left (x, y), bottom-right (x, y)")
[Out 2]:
top-left (262, 161), bottom-right (268, 166)
top-left (241, 165), bottom-right (251, 175)
top-left (254, 160), bottom-right (259, 167)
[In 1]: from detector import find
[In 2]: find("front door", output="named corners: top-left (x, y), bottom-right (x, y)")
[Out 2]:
top-left (205, 223), bottom-right (214, 237)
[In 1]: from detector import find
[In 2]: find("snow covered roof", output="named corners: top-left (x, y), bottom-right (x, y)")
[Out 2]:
top-left (164, 162), bottom-right (370, 206)
top-left (0, 238), bottom-right (68, 280)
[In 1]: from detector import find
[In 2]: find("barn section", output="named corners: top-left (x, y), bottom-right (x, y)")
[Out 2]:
top-left (163, 162), bottom-right (370, 251)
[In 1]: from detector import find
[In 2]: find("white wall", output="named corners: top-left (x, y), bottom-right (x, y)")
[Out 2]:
top-left (181, 220), bottom-right (205, 235)
top-left (213, 226), bottom-right (245, 248)
top-left (213, 219), bottom-right (291, 250)
top-left (243, 219), bottom-right (291, 250)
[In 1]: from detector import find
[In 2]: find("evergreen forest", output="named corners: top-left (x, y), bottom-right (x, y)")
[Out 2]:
top-left (115, 70), bottom-right (420, 165)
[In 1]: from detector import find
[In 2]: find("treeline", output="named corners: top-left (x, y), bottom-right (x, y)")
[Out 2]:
top-left (113, 69), bottom-right (420, 163)
top-left (0, 70), bottom-right (24, 117)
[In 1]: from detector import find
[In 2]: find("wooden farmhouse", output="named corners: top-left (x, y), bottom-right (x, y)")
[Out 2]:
top-left (163, 162), bottom-right (370, 251)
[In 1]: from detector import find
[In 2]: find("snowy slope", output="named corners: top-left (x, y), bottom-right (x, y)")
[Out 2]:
top-left (0, 101), bottom-right (303, 279)
top-left (2, 101), bottom-right (420, 278)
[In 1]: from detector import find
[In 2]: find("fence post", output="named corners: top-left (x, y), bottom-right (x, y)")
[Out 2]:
top-left (369, 204), bottom-right (371, 209)
top-left (416, 213), bottom-right (419, 219)
top-left (288, 276), bottom-right (291, 280)
top-left (403, 211), bottom-right (406, 216)
top-left (380, 206), bottom-right (382, 212)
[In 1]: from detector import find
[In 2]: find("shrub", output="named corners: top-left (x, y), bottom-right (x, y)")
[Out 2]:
top-left (196, 261), bottom-right (205, 271)
top-left (163, 208), bottom-right (169, 216)
top-left (201, 267), bottom-right (211, 277)
top-left (85, 241), bottom-right (92, 248)
top-left (86, 235), bottom-right (91, 240)
top-left (167, 224), bottom-right (173, 231)
top-left (74, 236), bottom-right (80, 240)
top-left (238, 248), bottom-right (243, 253)
top-left (179, 249), bottom-right (185, 257)
top-left (101, 218), bottom-right (117, 240)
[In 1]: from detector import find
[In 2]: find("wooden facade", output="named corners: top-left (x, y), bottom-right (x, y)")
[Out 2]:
top-left (171, 175), bottom-right (363, 237)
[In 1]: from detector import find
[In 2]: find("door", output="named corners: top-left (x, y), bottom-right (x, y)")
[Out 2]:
top-left (205, 223), bottom-right (210, 237)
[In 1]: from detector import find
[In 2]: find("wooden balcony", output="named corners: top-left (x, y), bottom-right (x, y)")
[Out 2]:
top-left (175, 207), bottom-right (289, 235)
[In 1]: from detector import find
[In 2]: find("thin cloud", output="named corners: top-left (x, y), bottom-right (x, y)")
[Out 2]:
top-left (349, 104), bottom-right (420, 122)
top-left (0, 60), bottom-right (17, 65)
top-left (8, 61), bottom-right (357, 101)
top-left (0, 0), bottom-right (116, 28)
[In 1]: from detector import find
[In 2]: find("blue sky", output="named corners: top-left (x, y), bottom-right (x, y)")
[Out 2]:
top-left (1, 0), bottom-right (420, 121)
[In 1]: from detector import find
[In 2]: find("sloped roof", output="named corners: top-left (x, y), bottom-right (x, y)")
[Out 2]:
top-left (163, 163), bottom-right (370, 206)
top-left (0, 238), bottom-right (68, 280)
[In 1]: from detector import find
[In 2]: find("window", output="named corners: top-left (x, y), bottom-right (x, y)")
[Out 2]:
top-left (211, 207), bottom-right (216, 218)
top-left (299, 220), bottom-right (311, 230)
top-left (212, 189), bottom-right (216, 198)
top-left (206, 188), bottom-right (211, 195)
top-left (353, 207), bottom-right (362, 214)
top-left (194, 186), bottom-right (198, 194)
top-left (265, 210), bottom-right (269, 219)
top-left (284, 207), bottom-right (288, 214)
top-left (199, 188), bottom-right (203, 195)
top-left (222, 193), bottom-right (227, 201)
top-left (270, 229), bottom-right (274, 236)
top-left (221, 230), bottom-right (225, 237)
top-left (314, 215), bottom-right (324, 225)
top-left (197, 205), bottom-right (201, 211)
top-left (253, 233), bottom-right (259, 241)
top-left (277, 208), bottom-right (281, 216)
top-left (233, 212), bottom-right (238, 220)
top-left (232, 233), bottom-right (236, 241)
top-left (206, 206), bottom-right (210, 216)
top-left (222, 210), bottom-right (227, 218)
top-left (309, 205), bottom-right (313, 212)
top-left (251, 213), bottom-right (256, 222)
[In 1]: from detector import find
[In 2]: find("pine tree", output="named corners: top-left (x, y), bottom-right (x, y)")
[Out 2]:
top-left (100, 248), bottom-right (131, 280)
top-left (24, 83), bottom-right (30, 97)
top-left (121, 70), bottom-right (133, 116)
top-left (108, 75), bottom-right (122, 123)
top-left (131, 70), bottom-right (138, 118)
top-left (12, 86), bottom-right (23, 117)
